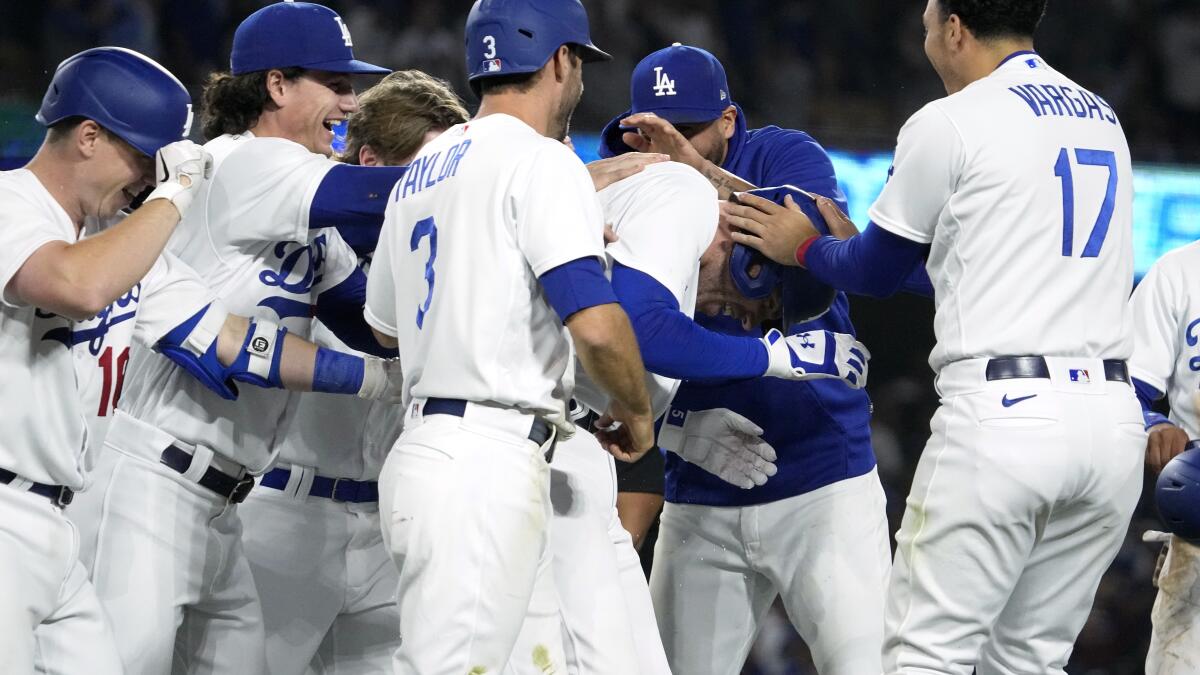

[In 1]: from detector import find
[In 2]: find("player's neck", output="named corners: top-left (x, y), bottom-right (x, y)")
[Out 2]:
top-left (953, 38), bottom-right (1036, 92)
top-left (475, 94), bottom-right (554, 138)
top-left (25, 148), bottom-right (86, 230)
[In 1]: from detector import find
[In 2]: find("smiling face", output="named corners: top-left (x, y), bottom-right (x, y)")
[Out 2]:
top-left (88, 127), bottom-right (155, 219)
top-left (272, 70), bottom-right (359, 156)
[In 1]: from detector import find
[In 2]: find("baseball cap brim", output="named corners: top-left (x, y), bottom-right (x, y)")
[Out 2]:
top-left (575, 43), bottom-right (613, 63)
top-left (302, 58), bottom-right (390, 74)
top-left (631, 105), bottom-right (723, 125)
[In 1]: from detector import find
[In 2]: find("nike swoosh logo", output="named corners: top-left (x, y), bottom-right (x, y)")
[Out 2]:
top-left (1002, 394), bottom-right (1038, 407)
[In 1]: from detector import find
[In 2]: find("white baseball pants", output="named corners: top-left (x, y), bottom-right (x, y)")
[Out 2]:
top-left (240, 473), bottom-right (399, 675)
top-left (0, 485), bottom-right (122, 675)
top-left (73, 441), bottom-right (266, 674)
top-left (1146, 536), bottom-right (1200, 674)
top-left (378, 401), bottom-right (562, 675)
top-left (532, 430), bottom-right (671, 675)
top-left (650, 467), bottom-right (891, 675)
top-left (884, 357), bottom-right (1145, 675)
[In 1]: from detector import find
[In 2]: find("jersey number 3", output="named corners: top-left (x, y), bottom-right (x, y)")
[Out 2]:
top-left (410, 216), bottom-right (438, 329)
top-left (1054, 147), bottom-right (1117, 258)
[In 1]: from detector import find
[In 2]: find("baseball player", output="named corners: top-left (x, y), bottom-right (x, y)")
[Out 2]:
top-left (364, 0), bottom-right (660, 671)
top-left (74, 3), bottom-right (412, 672)
top-left (1127, 239), bottom-right (1200, 674)
top-left (238, 69), bottom-right (469, 675)
top-left (600, 44), bottom-right (894, 675)
top-left (728, 1), bottom-right (1143, 672)
top-left (0, 47), bottom-right (207, 674)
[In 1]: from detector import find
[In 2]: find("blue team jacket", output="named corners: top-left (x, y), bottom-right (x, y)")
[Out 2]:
top-left (599, 106), bottom-right (876, 507)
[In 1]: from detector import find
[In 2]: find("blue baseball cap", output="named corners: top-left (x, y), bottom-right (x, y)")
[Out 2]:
top-left (630, 43), bottom-right (731, 124)
top-left (231, 2), bottom-right (389, 75)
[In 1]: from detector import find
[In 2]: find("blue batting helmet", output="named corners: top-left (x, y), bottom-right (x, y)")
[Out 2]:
top-left (37, 47), bottom-right (193, 157)
top-left (464, 0), bottom-right (611, 87)
top-left (729, 186), bottom-right (837, 326)
top-left (1157, 443), bottom-right (1200, 543)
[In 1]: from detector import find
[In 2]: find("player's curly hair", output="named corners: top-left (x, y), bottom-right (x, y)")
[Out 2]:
top-left (937, 0), bottom-right (1047, 40)
top-left (341, 70), bottom-right (470, 165)
top-left (199, 68), bottom-right (306, 141)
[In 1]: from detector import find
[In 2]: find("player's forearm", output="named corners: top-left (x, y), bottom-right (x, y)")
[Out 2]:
top-left (616, 491), bottom-right (664, 551)
top-left (309, 164), bottom-right (409, 254)
top-left (699, 160), bottom-right (755, 200)
top-left (801, 224), bottom-right (928, 299)
top-left (9, 200), bottom-right (179, 319)
top-left (568, 304), bottom-right (653, 419)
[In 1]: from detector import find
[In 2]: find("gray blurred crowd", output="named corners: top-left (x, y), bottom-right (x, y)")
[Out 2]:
top-left (0, 1), bottom-right (1191, 672)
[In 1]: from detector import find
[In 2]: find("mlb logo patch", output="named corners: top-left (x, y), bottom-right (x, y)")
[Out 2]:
top-left (1069, 368), bottom-right (1091, 383)
top-left (482, 59), bottom-right (502, 73)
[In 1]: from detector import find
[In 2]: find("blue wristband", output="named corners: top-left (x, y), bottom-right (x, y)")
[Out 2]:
top-left (312, 347), bottom-right (365, 395)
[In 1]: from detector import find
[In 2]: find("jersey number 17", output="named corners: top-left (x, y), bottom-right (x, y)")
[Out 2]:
top-left (1054, 147), bottom-right (1117, 258)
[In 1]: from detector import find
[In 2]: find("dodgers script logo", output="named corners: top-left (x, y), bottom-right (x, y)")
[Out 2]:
top-left (653, 66), bottom-right (676, 97)
top-left (40, 284), bottom-right (140, 355)
top-left (1187, 316), bottom-right (1200, 372)
top-left (257, 234), bottom-right (329, 320)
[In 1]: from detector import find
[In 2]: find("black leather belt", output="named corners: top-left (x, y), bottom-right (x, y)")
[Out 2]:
top-left (259, 467), bottom-right (379, 503)
top-left (424, 398), bottom-right (556, 462)
top-left (0, 468), bottom-right (74, 508)
top-left (160, 445), bottom-right (255, 504)
top-left (984, 356), bottom-right (1128, 383)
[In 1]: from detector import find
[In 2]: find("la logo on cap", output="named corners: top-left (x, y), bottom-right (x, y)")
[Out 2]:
top-left (653, 66), bottom-right (675, 97)
top-left (334, 15), bottom-right (353, 46)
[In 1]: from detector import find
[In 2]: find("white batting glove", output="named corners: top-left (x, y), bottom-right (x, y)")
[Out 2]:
top-left (144, 140), bottom-right (213, 216)
top-left (762, 328), bottom-right (870, 389)
top-left (357, 356), bottom-right (403, 403)
top-left (658, 407), bottom-right (778, 489)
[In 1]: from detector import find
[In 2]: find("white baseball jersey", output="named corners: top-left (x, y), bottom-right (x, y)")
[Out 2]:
top-left (870, 53), bottom-right (1134, 372)
top-left (111, 133), bottom-right (358, 472)
top-left (69, 237), bottom-right (218, 459)
top-left (0, 169), bottom-right (89, 488)
top-left (572, 161), bottom-right (718, 418)
top-left (365, 114), bottom-right (604, 431)
top-left (275, 320), bottom-right (403, 480)
top-left (1129, 241), bottom-right (1200, 439)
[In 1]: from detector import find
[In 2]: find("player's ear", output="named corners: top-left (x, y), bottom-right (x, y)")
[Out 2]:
top-left (720, 106), bottom-right (737, 141)
top-left (264, 69), bottom-right (291, 108)
top-left (358, 144), bottom-right (379, 167)
top-left (75, 119), bottom-right (103, 159)
top-left (550, 44), bottom-right (573, 84)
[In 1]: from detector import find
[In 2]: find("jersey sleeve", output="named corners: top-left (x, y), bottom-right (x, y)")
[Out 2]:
top-left (132, 252), bottom-right (218, 347)
top-left (868, 103), bottom-right (966, 244)
top-left (1128, 257), bottom-right (1181, 393)
top-left (208, 139), bottom-right (336, 250)
top-left (605, 167), bottom-right (718, 302)
top-left (364, 198), bottom-right (400, 338)
top-left (312, 228), bottom-right (360, 296)
top-left (511, 143), bottom-right (605, 276)
top-left (0, 193), bottom-right (73, 308)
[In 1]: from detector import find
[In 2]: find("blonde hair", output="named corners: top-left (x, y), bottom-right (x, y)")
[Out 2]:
top-left (341, 70), bottom-right (469, 165)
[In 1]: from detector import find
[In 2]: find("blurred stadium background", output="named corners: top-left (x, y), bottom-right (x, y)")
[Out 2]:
top-left (1, 1), bottom-right (1197, 672)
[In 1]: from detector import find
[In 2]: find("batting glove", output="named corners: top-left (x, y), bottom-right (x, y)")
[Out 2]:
top-left (658, 407), bottom-right (778, 489)
top-left (144, 140), bottom-right (213, 216)
top-left (762, 328), bottom-right (870, 388)
top-left (357, 356), bottom-right (404, 403)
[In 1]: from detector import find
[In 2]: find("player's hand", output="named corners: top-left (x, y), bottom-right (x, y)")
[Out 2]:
top-left (595, 400), bottom-right (656, 463)
top-left (761, 328), bottom-right (870, 388)
top-left (586, 152), bottom-right (669, 192)
top-left (144, 140), bottom-right (214, 217)
top-left (619, 113), bottom-right (707, 168)
top-left (814, 195), bottom-right (861, 239)
top-left (1146, 423), bottom-right (1192, 473)
top-left (724, 191), bottom-right (823, 266)
top-left (356, 356), bottom-right (404, 403)
top-left (658, 407), bottom-right (778, 489)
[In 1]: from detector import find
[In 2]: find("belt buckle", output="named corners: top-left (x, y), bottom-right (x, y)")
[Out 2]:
top-left (230, 476), bottom-right (255, 504)
top-left (54, 486), bottom-right (74, 509)
top-left (330, 477), bottom-right (346, 502)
